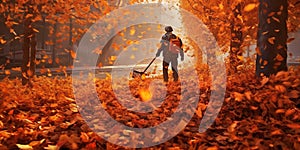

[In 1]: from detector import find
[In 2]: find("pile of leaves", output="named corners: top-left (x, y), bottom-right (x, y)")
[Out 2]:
top-left (0, 65), bottom-right (299, 149)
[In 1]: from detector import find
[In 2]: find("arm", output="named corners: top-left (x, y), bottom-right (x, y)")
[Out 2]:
top-left (156, 34), bottom-right (168, 57)
top-left (156, 43), bottom-right (163, 57)
top-left (179, 38), bottom-right (184, 60)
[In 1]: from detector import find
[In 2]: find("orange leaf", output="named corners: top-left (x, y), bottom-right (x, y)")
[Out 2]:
top-left (139, 88), bottom-right (152, 102)
top-left (268, 37), bottom-right (275, 44)
top-left (272, 16), bottom-right (280, 23)
top-left (233, 92), bottom-right (244, 102)
top-left (256, 47), bottom-right (262, 56)
top-left (286, 124), bottom-right (300, 129)
top-left (207, 146), bottom-right (218, 150)
top-left (275, 109), bottom-right (285, 114)
top-left (285, 109), bottom-right (296, 117)
top-left (25, 14), bottom-right (33, 19)
top-left (70, 50), bottom-right (76, 59)
top-left (244, 3), bottom-right (257, 12)
top-left (80, 132), bottom-right (90, 143)
top-left (288, 90), bottom-right (299, 99)
top-left (274, 84), bottom-right (286, 93)
top-left (4, 70), bottom-right (10, 75)
top-left (48, 58), bottom-right (53, 64)
top-left (0, 38), bottom-right (6, 44)
top-left (271, 129), bottom-right (282, 136)
top-left (27, 70), bottom-right (33, 77)
top-left (275, 54), bottom-right (284, 61)
top-left (287, 38), bottom-right (295, 44)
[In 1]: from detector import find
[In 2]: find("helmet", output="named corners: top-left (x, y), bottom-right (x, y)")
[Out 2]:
top-left (165, 26), bottom-right (173, 32)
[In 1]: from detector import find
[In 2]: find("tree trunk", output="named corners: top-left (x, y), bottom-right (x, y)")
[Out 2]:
top-left (30, 30), bottom-right (36, 78)
top-left (229, 3), bottom-right (243, 74)
top-left (69, 17), bottom-right (73, 46)
top-left (41, 16), bottom-right (46, 50)
top-left (22, 9), bottom-right (31, 85)
top-left (256, 0), bottom-right (288, 77)
top-left (52, 23), bottom-right (57, 67)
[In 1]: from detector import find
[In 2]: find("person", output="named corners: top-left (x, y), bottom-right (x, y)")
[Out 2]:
top-left (156, 26), bottom-right (184, 82)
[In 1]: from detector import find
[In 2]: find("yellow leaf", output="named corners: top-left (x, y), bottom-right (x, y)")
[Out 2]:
top-left (244, 3), bottom-right (256, 12)
top-left (33, 28), bottom-right (39, 33)
top-left (139, 88), bottom-right (152, 102)
top-left (228, 121), bottom-right (238, 133)
top-left (219, 3), bottom-right (224, 10)
top-left (29, 139), bottom-right (45, 147)
top-left (141, 74), bottom-right (146, 80)
top-left (16, 144), bottom-right (33, 150)
top-left (130, 55), bottom-right (135, 59)
top-left (237, 55), bottom-right (244, 61)
top-left (44, 145), bottom-right (57, 150)
top-left (110, 56), bottom-right (117, 61)
top-left (105, 73), bottom-right (111, 80)
top-left (130, 28), bottom-right (136, 36)
top-left (233, 92), bottom-right (244, 102)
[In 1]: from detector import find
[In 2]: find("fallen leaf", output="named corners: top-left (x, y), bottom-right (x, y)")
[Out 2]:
top-left (16, 144), bottom-right (33, 150)
top-left (244, 3), bottom-right (257, 12)
top-left (44, 145), bottom-right (57, 150)
top-left (287, 124), bottom-right (300, 129)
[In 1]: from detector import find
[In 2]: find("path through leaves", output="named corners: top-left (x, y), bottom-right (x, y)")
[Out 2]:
top-left (0, 65), bottom-right (299, 149)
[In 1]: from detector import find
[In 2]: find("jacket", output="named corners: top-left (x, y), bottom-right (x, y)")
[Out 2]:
top-left (156, 32), bottom-right (184, 59)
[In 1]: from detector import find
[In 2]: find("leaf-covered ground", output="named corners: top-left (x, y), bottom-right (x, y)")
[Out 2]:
top-left (0, 65), bottom-right (299, 149)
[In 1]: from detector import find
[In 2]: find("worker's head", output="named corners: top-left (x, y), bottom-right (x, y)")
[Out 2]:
top-left (165, 26), bottom-right (173, 33)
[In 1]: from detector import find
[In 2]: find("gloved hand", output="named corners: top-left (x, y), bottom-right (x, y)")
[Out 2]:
top-left (181, 57), bottom-right (184, 61)
top-left (156, 53), bottom-right (160, 57)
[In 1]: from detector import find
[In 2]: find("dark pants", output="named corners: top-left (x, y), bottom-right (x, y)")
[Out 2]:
top-left (163, 57), bottom-right (178, 82)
